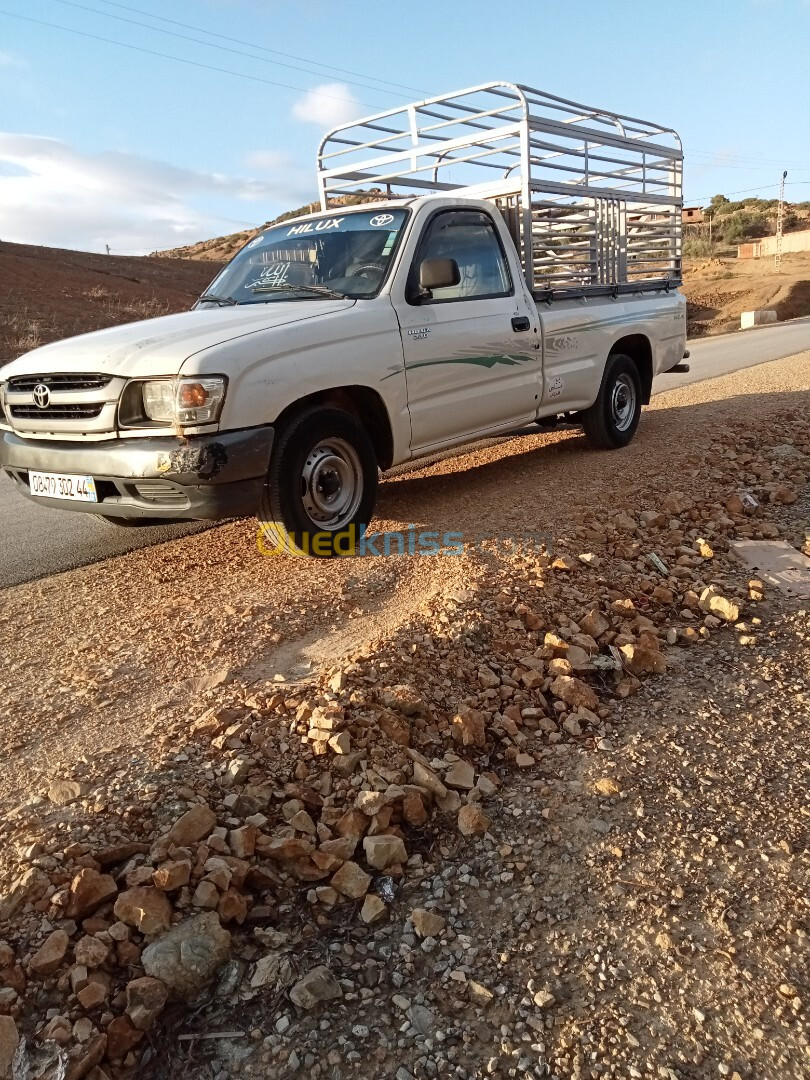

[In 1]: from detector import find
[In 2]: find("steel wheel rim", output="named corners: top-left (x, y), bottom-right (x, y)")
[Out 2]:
top-left (300, 438), bottom-right (363, 529)
top-left (611, 374), bottom-right (636, 432)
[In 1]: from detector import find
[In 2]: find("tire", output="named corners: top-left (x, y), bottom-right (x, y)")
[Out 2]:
top-left (581, 353), bottom-right (642, 449)
top-left (258, 406), bottom-right (378, 558)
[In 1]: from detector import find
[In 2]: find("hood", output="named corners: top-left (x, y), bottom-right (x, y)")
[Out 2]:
top-left (1, 301), bottom-right (356, 380)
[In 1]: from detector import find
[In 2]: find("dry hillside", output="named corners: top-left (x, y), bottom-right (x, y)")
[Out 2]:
top-left (683, 250), bottom-right (810, 337)
top-left (0, 241), bottom-right (224, 363)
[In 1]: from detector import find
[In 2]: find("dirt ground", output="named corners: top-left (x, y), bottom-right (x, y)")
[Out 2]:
top-left (0, 354), bottom-right (807, 1080)
top-left (683, 251), bottom-right (810, 337)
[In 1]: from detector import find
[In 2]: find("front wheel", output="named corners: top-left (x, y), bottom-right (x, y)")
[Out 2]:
top-left (580, 353), bottom-right (642, 449)
top-left (258, 406), bottom-right (378, 558)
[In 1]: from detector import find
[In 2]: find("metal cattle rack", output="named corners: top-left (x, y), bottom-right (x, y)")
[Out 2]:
top-left (317, 81), bottom-right (683, 298)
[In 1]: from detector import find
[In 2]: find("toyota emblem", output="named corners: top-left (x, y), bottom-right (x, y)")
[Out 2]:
top-left (369, 214), bottom-right (395, 227)
top-left (33, 383), bottom-right (51, 409)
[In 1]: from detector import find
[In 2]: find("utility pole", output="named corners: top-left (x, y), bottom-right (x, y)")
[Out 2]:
top-left (775, 170), bottom-right (787, 273)
top-left (105, 244), bottom-right (110, 256)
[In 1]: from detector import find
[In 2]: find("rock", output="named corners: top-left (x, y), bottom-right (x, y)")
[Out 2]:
top-left (407, 1004), bottom-right (435, 1035)
top-left (468, 980), bottom-right (494, 1004)
top-left (105, 1015), bottom-right (143, 1060)
top-left (42, 1016), bottom-right (72, 1044)
top-left (48, 780), bottom-right (86, 806)
top-left (114, 888), bottom-right (172, 936)
top-left (444, 760), bottom-right (475, 790)
top-left (330, 861), bottom-right (371, 899)
top-left (363, 834), bottom-right (407, 870)
top-left (550, 675), bottom-right (599, 712)
top-left (328, 732), bottom-right (352, 755)
top-left (168, 803), bottom-right (216, 845)
top-left (152, 860), bottom-right (191, 892)
top-left (478, 667), bottom-right (500, 689)
top-left (458, 804), bottom-right (491, 838)
top-left (191, 881), bottom-right (219, 910)
top-left (411, 908), bottom-right (446, 939)
top-left (261, 836), bottom-right (314, 861)
top-left (289, 965), bottom-right (343, 1009)
top-left (515, 752), bottom-right (536, 767)
top-left (355, 791), bottom-right (387, 817)
top-left (360, 894), bottom-right (387, 924)
top-left (620, 643), bottom-right (667, 675)
top-left (451, 709), bottom-right (486, 747)
top-left (402, 793), bottom-right (428, 826)
top-left (67, 868), bottom-right (119, 920)
top-left (698, 587), bottom-right (740, 623)
top-left (217, 888), bottom-right (248, 924)
top-left (65, 1033), bottom-right (107, 1080)
top-left (77, 981), bottom-right (107, 1010)
top-left (74, 936), bottom-right (109, 970)
top-left (228, 826), bottom-right (257, 859)
top-left (579, 608), bottom-right (610, 639)
top-left (0, 868), bottom-right (49, 920)
top-left (125, 977), bottom-right (168, 1031)
top-left (562, 717), bottom-right (582, 737)
top-left (0, 1016), bottom-right (19, 1077)
top-left (141, 913), bottom-right (231, 1000)
top-left (251, 952), bottom-right (294, 991)
top-left (411, 761), bottom-right (448, 799)
top-left (533, 989), bottom-right (556, 1009)
top-left (30, 929), bottom-right (69, 976)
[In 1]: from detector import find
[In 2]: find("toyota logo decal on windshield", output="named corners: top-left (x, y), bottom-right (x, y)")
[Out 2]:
top-left (33, 384), bottom-right (51, 409)
top-left (369, 214), bottom-right (395, 227)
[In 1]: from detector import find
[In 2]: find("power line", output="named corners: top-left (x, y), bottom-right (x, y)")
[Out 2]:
top-left (50, 0), bottom-right (424, 101)
top-left (686, 180), bottom-right (810, 204)
top-left (93, 0), bottom-right (429, 96)
top-left (0, 8), bottom-right (387, 108)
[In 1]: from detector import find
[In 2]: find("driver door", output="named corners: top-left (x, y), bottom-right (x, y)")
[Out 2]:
top-left (396, 209), bottom-right (539, 451)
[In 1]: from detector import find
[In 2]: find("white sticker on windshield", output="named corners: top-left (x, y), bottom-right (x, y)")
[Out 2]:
top-left (370, 213), bottom-right (395, 227)
top-left (244, 263), bottom-right (291, 290)
top-left (287, 217), bottom-right (345, 237)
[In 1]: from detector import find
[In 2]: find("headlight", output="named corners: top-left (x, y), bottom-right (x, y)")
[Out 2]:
top-left (141, 377), bottom-right (227, 425)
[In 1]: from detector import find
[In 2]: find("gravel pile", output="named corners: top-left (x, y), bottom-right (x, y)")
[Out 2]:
top-left (0, 356), bottom-right (807, 1080)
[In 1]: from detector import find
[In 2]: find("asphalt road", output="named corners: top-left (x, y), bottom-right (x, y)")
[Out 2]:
top-left (2, 315), bottom-right (810, 589)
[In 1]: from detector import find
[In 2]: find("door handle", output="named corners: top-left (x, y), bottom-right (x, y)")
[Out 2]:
top-left (511, 316), bottom-right (531, 332)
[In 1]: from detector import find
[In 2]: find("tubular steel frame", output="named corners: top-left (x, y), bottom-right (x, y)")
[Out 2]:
top-left (317, 81), bottom-right (683, 295)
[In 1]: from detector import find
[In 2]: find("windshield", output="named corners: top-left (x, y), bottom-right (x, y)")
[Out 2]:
top-left (201, 208), bottom-right (410, 304)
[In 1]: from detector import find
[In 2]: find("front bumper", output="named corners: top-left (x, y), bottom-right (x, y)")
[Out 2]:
top-left (0, 426), bottom-right (274, 520)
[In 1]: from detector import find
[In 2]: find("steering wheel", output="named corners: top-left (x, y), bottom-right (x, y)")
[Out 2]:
top-left (348, 261), bottom-right (385, 280)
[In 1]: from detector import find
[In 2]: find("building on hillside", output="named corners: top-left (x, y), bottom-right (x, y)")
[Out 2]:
top-left (682, 206), bottom-right (705, 225)
top-left (738, 228), bottom-right (810, 258)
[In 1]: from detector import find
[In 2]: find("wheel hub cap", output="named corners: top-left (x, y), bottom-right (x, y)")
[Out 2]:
top-left (611, 374), bottom-right (637, 432)
top-left (301, 439), bottom-right (362, 529)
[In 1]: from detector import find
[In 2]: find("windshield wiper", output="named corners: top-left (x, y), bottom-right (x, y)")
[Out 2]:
top-left (251, 283), bottom-right (347, 299)
top-left (198, 292), bottom-right (238, 306)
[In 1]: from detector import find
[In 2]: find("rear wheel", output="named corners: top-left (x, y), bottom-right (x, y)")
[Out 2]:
top-left (581, 353), bottom-right (642, 449)
top-left (258, 406), bottom-right (377, 557)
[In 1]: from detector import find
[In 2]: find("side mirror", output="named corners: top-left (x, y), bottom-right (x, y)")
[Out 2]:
top-left (419, 257), bottom-right (460, 292)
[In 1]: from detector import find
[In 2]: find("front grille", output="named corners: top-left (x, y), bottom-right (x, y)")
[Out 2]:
top-left (8, 373), bottom-right (112, 392)
top-left (10, 403), bottom-right (104, 420)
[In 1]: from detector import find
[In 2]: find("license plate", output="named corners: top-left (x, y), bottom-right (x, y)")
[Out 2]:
top-left (29, 470), bottom-right (98, 502)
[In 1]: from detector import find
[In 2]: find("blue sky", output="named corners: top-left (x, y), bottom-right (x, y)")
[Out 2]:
top-left (1, 0), bottom-right (809, 253)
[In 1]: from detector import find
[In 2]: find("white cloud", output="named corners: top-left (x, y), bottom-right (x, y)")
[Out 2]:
top-left (292, 82), bottom-right (365, 129)
top-left (0, 134), bottom-right (313, 253)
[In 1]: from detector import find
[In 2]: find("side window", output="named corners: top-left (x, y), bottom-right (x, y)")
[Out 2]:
top-left (411, 211), bottom-right (512, 303)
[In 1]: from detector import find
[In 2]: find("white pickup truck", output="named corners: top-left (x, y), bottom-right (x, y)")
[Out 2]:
top-left (0, 82), bottom-right (687, 556)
